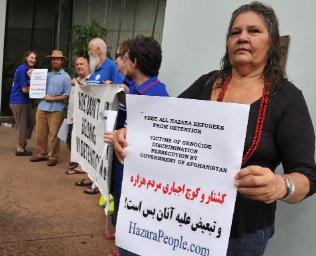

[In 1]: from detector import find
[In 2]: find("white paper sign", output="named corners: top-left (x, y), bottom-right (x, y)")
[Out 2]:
top-left (116, 95), bottom-right (250, 256)
top-left (57, 118), bottom-right (69, 142)
top-left (71, 84), bottom-right (123, 198)
top-left (29, 69), bottom-right (48, 98)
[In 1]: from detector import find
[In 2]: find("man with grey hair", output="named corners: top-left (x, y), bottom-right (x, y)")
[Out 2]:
top-left (86, 37), bottom-right (123, 85)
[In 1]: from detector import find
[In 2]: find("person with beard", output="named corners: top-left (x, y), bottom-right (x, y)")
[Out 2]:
top-left (30, 50), bottom-right (71, 167)
top-left (86, 38), bottom-right (124, 86)
top-left (78, 38), bottom-right (124, 194)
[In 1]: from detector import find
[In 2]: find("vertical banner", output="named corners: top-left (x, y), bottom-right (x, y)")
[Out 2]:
top-left (116, 95), bottom-right (250, 256)
top-left (29, 69), bottom-right (48, 99)
top-left (71, 84), bottom-right (122, 197)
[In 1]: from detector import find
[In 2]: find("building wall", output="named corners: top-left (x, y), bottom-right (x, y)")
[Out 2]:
top-left (72, 0), bottom-right (166, 56)
top-left (160, 1), bottom-right (316, 256)
top-left (0, 0), bottom-right (7, 112)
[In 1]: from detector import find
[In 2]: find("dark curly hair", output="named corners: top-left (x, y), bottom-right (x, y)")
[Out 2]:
top-left (123, 36), bottom-right (162, 77)
top-left (220, 1), bottom-right (285, 92)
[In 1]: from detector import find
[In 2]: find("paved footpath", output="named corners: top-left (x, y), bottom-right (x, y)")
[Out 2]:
top-left (0, 126), bottom-right (116, 256)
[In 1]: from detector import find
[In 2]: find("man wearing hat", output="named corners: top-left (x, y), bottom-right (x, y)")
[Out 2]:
top-left (30, 50), bottom-right (71, 166)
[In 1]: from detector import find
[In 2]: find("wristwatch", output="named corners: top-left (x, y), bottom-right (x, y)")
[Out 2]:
top-left (281, 174), bottom-right (295, 201)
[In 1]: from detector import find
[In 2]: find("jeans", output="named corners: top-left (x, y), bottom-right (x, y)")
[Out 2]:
top-left (118, 225), bottom-right (274, 256)
top-left (227, 225), bottom-right (274, 256)
top-left (118, 248), bottom-right (139, 256)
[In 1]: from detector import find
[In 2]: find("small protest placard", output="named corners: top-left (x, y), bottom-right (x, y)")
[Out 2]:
top-left (29, 69), bottom-right (48, 99)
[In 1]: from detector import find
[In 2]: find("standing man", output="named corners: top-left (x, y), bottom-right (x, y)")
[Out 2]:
top-left (65, 56), bottom-right (90, 173)
top-left (77, 38), bottom-right (124, 194)
top-left (30, 50), bottom-right (71, 166)
top-left (86, 37), bottom-right (124, 85)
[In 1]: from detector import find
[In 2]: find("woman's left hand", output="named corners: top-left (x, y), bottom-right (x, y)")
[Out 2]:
top-left (234, 165), bottom-right (287, 204)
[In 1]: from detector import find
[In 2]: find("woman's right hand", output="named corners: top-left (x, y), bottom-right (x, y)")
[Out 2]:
top-left (113, 128), bottom-right (128, 163)
top-left (27, 68), bottom-right (33, 78)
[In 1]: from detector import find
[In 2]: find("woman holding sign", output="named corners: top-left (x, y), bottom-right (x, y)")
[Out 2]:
top-left (114, 2), bottom-right (316, 255)
top-left (9, 51), bottom-right (37, 156)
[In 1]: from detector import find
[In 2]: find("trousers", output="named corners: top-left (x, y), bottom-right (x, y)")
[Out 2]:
top-left (10, 104), bottom-right (34, 147)
top-left (35, 110), bottom-right (63, 160)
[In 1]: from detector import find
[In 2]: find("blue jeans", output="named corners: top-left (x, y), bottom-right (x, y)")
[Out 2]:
top-left (227, 225), bottom-right (274, 256)
top-left (119, 225), bottom-right (274, 256)
top-left (118, 248), bottom-right (138, 256)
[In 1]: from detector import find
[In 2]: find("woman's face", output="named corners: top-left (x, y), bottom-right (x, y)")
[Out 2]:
top-left (26, 53), bottom-right (36, 68)
top-left (227, 11), bottom-right (270, 70)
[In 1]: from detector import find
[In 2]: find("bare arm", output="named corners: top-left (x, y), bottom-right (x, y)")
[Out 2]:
top-left (44, 95), bottom-right (69, 102)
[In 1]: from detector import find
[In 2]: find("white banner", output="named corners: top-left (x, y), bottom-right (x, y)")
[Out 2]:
top-left (116, 95), bottom-right (250, 256)
top-left (71, 84), bottom-right (123, 198)
top-left (29, 69), bottom-right (47, 99)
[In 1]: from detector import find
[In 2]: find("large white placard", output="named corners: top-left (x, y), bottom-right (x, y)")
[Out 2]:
top-left (29, 69), bottom-right (48, 98)
top-left (116, 95), bottom-right (250, 256)
top-left (71, 84), bottom-right (122, 197)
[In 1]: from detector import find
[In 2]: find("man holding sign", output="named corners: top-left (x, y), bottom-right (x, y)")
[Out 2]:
top-left (30, 50), bottom-right (71, 166)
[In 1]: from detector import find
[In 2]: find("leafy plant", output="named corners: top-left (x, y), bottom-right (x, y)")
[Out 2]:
top-left (69, 19), bottom-right (107, 74)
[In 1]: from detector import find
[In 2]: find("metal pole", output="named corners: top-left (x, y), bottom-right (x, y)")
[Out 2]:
top-left (131, 0), bottom-right (138, 38)
top-left (30, 0), bottom-right (37, 49)
top-left (116, 0), bottom-right (126, 46)
top-left (56, 0), bottom-right (62, 49)
top-left (151, 0), bottom-right (160, 38)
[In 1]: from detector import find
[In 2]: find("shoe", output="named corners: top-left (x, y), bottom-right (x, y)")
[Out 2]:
top-left (47, 159), bottom-right (58, 166)
top-left (16, 150), bottom-right (33, 156)
top-left (84, 186), bottom-right (100, 194)
top-left (75, 178), bottom-right (93, 187)
top-left (30, 155), bottom-right (48, 162)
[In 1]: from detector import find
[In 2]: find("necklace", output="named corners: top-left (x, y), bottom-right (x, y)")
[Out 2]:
top-left (217, 74), bottom-right (269, 165)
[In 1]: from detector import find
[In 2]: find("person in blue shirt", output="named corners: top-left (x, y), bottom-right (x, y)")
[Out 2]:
top-left (86, 38), bottom-right (124, 86)
top-left (30, 50), bottom-right (71, 167)
top-left (9, 50), bottom-right (37, 156)
top-left (109, 36), bottom-right (169, 256)
top-left (76, 38), bottom-right (124, 195)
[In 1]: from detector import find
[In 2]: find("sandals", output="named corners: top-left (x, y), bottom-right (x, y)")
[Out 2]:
top-left (84, 186), bottom-right (100, 194)
top-left (30, 155), bottom-right (48, 162)
top-left (102, 231), bottom-right (115, 240)
top-left (109, 249), bottom-right (119, 256)
top-left (68, 162), bottom-right (79, 170)
top-left (75, 178), bottom-right (93, 187)
top-left (65, 166), bottom-right (85, 175)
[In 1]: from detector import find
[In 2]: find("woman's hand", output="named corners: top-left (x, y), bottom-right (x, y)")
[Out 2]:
top-left (21, 86), bottom-right (30, 93)
top-left (27, 68), bottom-right (33, 78)
top-left (234, 165), bottom-right (287, 203)
top-left (104, 130), bottom-right (116, 145)
top-left (113, 128), bottom-right (128, 163)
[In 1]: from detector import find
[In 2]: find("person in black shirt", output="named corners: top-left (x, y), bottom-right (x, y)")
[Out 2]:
top-left (178, 2), bottom-right (316, 255)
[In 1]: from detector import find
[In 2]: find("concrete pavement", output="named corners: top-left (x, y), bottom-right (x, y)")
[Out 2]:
top-left (0, 126), bottom-right (116, 256)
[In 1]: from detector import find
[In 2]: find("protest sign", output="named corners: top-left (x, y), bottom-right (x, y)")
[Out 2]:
top-left (116, 95), bottom-right (250, 256)
top-left (29, 69), bottom-right (47, 98)
top-left (71, 84), bottom-right (122, 198)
